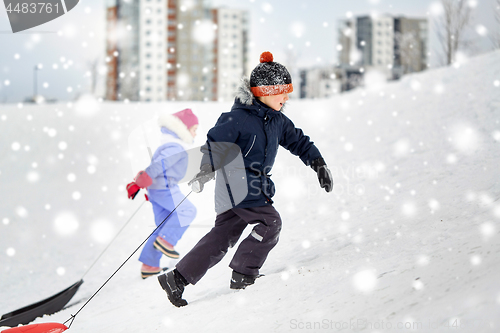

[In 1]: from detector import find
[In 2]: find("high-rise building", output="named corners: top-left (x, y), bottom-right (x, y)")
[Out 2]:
top-left (169, 0), bottom-right (215, 101)
top-left (356, 15), bottom-right (395, 77)
top-left (337, 14), bottom-right (428, 79)
top-left (213, 7), bottom-right (249, 102)
top-left (105, 0), bottom-right (248, 102)
top-left (299, 67), bottom-right (341, 99)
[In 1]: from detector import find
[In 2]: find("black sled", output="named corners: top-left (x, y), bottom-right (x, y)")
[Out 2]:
top-left (0, 279), bottom-right (83, 328)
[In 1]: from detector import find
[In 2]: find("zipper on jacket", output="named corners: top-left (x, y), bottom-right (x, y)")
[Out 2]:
top-left (264, 113), bottom-right (269, 156)
top-left (244, 135), bottom-right (256, 157)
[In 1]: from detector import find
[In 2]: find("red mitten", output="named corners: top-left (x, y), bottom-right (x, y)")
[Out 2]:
top-left (135, 171), bottom-right (153, 188)
top-left (127, 182), bottom-right (141, 199)
top-left (127, 171), bottom-right (153, 200)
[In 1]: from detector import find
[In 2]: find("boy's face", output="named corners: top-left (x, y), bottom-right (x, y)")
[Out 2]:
top-left (258, 93), bottom-right (289, 111)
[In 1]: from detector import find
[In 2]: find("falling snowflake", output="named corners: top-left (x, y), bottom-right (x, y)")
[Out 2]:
top-left (47, 128), bottom-right (57, 137)
top-left (341, 211), bottom-right (350, 220)
top-left (446, 154), bottom-right (458, 164)
top-left (74, 94), bottom-right (100, 117)
top-left (11, 142), bottom-right (21, 151)
top-left (412, 279), bottom-right (424, 291)
top-left (58, 142), bottom-right (68, 150)
top-left (493, 205), bottom-right (500, 219)
top-left (90, 219), bottom-right (115, 244)
top-left (162, 316), bottom-right (174, 328)
top-left (54, 212), bottom-right (79, 236)
top-left (479, 222), bottom-right (495, 241)
top-left (26, 171), bottom-right (40, 183)
top-left (416, 255), bottom-right (430, 266)
top-left (470, 255), bottom-right (481, 266)
top-left (434, 83), bottom-right (445, 94)
top-left (15, 206), bottom-right (28, 218)
top-left (290, 22), bottom-right (305, 38)
top-left (402, 202), bottom-right (417, 217)
top-left (67, 173), bottom-right (76, 182)
top-left (87, 165), bottom-right (97, 174)
top-left (492, 131), bottom-right (500, 142)
top-left (344, 142), bottom-right (354, 152)
top-left (261, 2), bottom-right (273, 14)
top-left (6, 247), bottom-right (16, 257)
top-left (449, 124), bottom-right (481, 154)
top-left (192, 20), bottom-right (215, 45)
top-left (352, 269), bottom-right (377, 293)
top-left (56, 267), bottom-right (66, 276)
top-left (428, 199), bottom-right (440, 211)
top-left (393, 139), bottom-right (411, 157)
top-left (475, 25), bottom-right (488, 36)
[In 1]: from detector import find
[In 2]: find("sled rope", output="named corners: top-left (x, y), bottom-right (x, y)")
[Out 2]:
top-left (64, 191), bottom-right (192, 329)
top-left (81, 199), bottom-right (147, 279)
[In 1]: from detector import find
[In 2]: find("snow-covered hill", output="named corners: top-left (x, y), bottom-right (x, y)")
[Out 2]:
top-left (1, 51), bottom-right (500, 333)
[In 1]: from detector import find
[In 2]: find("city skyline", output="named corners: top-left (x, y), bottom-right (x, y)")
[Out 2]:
top-left (0, 0), bottom-right (497, 103)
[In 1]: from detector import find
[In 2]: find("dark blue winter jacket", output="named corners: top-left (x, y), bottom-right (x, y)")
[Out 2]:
top-left (201, 79), bottom-right (322, 210)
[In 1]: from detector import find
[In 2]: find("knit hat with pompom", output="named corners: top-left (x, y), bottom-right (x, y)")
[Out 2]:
top-left (249, 51), bottom-right (293, 97)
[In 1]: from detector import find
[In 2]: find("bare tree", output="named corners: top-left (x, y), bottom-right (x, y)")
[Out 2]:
top-left (491, 0), bottom-right (500, 49)
top-left (394, 31), bottom-right (422, 75)
top-left (436, 0), bottom-right (472, 65)
top-left (86, 58), bottom-right (100, 96)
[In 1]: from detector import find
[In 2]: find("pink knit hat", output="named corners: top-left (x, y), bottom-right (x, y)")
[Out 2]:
top-left (172, 108), bottom-right (198, 129)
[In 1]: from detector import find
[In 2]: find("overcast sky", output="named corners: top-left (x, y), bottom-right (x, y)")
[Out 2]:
top-left (0, 0), bottom-right (497, 103)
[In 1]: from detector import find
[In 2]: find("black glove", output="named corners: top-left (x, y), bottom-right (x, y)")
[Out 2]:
top-left (310, 157), bottom-right (333, 193)
top-left (188, 164), bottom-right (215, 193)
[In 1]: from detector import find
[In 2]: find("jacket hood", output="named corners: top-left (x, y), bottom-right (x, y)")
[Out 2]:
top-left (157, 112), bottom-right (193, 144)
top-left (235, 77), bottom-right (255, 106)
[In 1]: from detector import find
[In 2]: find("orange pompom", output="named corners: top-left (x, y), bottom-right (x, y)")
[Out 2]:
top-left (260, 51), bottom-right (273, 63)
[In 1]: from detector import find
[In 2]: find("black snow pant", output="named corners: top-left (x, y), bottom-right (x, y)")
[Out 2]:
top-left (176, 205), bottom-right (282, 285)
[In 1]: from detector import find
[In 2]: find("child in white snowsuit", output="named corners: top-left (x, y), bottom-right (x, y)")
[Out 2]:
top-left (157, 52), bottom-right (333, 306)
top-left (127, 109), bottom-right (199, 279)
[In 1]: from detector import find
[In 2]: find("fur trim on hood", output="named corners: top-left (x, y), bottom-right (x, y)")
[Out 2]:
top-left (235, 77), bottom-right (255, 106)
top-left (157, 112), bottom-right (193, 144)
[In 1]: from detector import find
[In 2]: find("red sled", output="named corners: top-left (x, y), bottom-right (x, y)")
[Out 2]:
top-left (1, 323), bottom-right (68, 333)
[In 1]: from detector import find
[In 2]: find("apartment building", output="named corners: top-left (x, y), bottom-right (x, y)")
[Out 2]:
top-left (338, 14), bottom-right (428, 79)
top-left (105, 0), bottom-right (248, 102)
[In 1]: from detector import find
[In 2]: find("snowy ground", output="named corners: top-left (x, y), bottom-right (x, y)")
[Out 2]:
top-left (1, 51), bottom-right (500, 333)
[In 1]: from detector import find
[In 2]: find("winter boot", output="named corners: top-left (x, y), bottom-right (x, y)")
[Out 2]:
top-left (153, 236), bottom-right (180, 259)
top-left (141, 264), bottom-right (168, 279)
top-left (230, 270), bottom-right (262, 290)
top-left (158, 269), bottom-right (188, 307)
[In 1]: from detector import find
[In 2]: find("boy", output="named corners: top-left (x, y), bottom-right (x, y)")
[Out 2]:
top-left (158, 52), bottom-right (333, 306)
